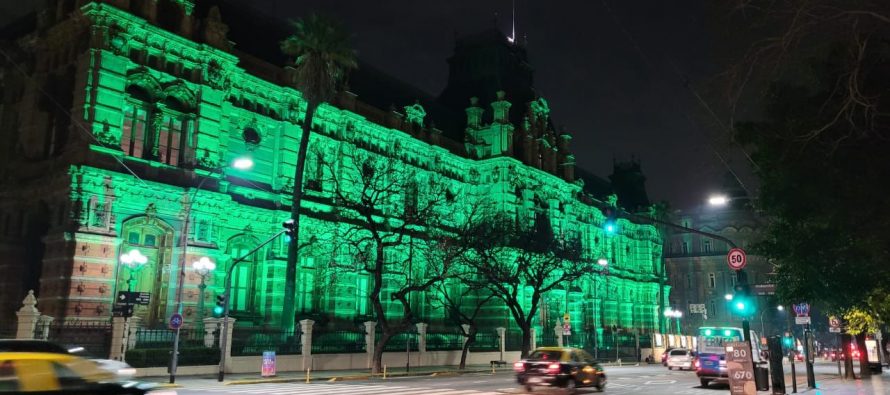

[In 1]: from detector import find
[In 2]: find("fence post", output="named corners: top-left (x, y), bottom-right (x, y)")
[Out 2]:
top-left (299, 319), bottom-right (314, 371)
top-left (554, 322), bottom-right (563, 347)
top-left (15, 290), bottom-right (40, 340)
top-left (496, 327), bottom-right (506, 362)
top-left (219, 317), bottom-right (235, 372)
top-left (364, 321), bottom-right (376, 370)
top-left (530, 327), bottom-right (537, 351)
top-left (126, 316), bottom-right (142, 351)
top-left (202, 318), bottom-right (219, 348)
top-left (415, 323), bottom-right (427, 366)
top-left (110, 317), bottom-right (128, 361)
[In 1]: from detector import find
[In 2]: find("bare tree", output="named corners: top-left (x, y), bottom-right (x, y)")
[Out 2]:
top-left (317, 147), bottom-right (468, 373)
top-left (461, 211), bottom-right (591, 357)
top-left (430, 274), bottom-right (494, 369)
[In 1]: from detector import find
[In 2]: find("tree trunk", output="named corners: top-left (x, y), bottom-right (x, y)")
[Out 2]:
top-left (855, 333), bottom-right (871, 378)
top-left (520, 323), bottom-right (532, 358)
top-left (842, 333), bottom-right (856, 379)
top-left (281, 103), bottom-right (317, 331)
top-left (460, 329), bottom-right (477, 370)
top-left (372, 330), bottom-right (393, 374)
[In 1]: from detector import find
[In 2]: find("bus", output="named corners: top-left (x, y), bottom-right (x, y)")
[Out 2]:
top-left (695, 326), bottom-right (764, 387)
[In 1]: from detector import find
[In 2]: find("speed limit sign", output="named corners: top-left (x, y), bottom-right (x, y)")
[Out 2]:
top-left (727, 248), bottom-right (747, 270)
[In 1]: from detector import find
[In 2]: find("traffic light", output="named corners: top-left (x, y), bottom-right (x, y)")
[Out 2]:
top-left (282, 219), bottom-right (296, 243)
top-left (213, 294), bottom-right (226, 317)
top-left (782, 333), bottom-right (794, 348)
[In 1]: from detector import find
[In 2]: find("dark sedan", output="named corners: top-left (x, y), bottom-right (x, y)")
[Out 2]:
top-left (515, 347), bottom-right (606, 393)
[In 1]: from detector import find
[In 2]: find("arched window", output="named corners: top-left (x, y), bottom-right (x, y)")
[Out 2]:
top-left (227, 236), bottom-right (260, 312)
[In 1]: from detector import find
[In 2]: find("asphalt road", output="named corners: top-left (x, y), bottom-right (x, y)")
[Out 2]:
top-left (173, 364), bottom-right (728, 395)
top-left (171, 361), bottom-right (890, 395)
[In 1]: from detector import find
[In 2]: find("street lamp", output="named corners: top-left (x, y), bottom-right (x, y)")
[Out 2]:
top-left (664, 309), bottom-right (683, 334)
top-left (708, 194), bottom-right (729, 206)
top-left (170, 156), bottom-right (252, 384)
top-left (725, 293), bottom-right (734, 301)
top-left (120, 249), bottom-right (148, 291)
top-left (191, 257), bottom-right (216, 328)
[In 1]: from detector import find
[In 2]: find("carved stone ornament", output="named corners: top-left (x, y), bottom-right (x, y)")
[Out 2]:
top-left (19, 290), bottom-right (38, 313)
top-left (530, 97), bottom-right (550, 121)
top-left (204, 59), bottom-right (230, 91)
top-left (403, 101), bottom-right (427, 126)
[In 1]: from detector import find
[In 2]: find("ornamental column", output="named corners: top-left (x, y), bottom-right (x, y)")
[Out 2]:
top-left (415, 322), bottom-right (428, 366)
top-left (496, 327), bottom-right (506, 362)
top-left (300, 319), bottom-right (314, 370)
top-left (15, 290), bottom-right (39, 340)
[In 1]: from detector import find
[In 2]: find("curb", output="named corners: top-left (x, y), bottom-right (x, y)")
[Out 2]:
top-left (153, 383), bottom-right (183, 389)
top-left (226, 368), bottom-right (503, 385)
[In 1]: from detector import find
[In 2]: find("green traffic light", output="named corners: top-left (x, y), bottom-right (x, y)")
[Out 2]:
top-left (213, 305), bottom-right (224, 317)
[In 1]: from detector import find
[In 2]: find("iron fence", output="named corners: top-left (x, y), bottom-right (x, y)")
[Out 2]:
top-left (37, 320), bottom-right (112, 358)
top-left (231, 326), bottom-right (300, 356)
top-left (378, 332), bottom-right (418, 352)
top-left (505, 330), bottom-right (524, 351)
top-left (425, 331), bottom-right (465, 351)
top-left (313, 330), bottom-right (364, 354)
top-left (132, 327), bottom-right (206, 349)
top-left (468, 332), bottom-right (498, 352)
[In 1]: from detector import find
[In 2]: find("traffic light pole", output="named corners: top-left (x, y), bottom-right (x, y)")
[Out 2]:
top-left (218, 229), bottom-right (287, 382)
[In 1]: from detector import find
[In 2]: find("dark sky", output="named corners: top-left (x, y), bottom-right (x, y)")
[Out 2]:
top-left (1, 0), bottom-right (757, 209)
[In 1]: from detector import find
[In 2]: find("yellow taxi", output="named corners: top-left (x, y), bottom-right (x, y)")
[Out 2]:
top-left (0, 352), bottom-right (164, 394)
top-left (514, 347), bottom-right (606, 393)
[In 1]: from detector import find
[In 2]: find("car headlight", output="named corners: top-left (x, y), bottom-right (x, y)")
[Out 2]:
top-left (117, 368), bottom-right (137, 377)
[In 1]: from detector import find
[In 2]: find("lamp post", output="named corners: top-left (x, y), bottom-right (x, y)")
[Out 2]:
top-left (192, 257), bottom-right (216, 329)
top-left (170, 157), bottom-right (253, 384)
top-left (120, 249), bottom-right (148, 291)
top-left (664, 309), bottom-right (683, 334)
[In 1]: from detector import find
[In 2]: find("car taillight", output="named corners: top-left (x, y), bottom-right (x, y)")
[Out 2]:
top-left (548, 363), bottom-right (561, 374)
top-left (694, 359), bottom-right (700, 369)
top-left (513, 362), bottom-right (525, 372)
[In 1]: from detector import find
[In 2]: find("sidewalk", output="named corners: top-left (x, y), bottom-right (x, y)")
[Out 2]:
top-left (146, 363), bottom-right (514, 388)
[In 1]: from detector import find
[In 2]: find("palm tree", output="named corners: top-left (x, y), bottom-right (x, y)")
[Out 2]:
top-left (280, 14), bottom-right (357, 330)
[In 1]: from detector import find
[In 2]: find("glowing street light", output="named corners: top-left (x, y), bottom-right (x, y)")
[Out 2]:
top-left (191, 257), bottom-right (216, 326)
top-left (597, 258), bottom-right (609, 266)
top-left (120, 249), bottom-right (148, 291)
top-left (725, 293), bottom-right (734, 301)
top-left (232, 156), bottom-right (254, 170)
top-left (708, 194), bottom-right (729, 206)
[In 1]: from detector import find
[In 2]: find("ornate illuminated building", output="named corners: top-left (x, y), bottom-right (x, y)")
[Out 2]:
top-left (0, 0), bottom-right (668, 340)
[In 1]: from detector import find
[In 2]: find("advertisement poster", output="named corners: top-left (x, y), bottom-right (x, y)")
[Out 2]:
top-left (262, 351), bottom-right (276, 377)
top-left (725, 342), bottom-right (756, 395)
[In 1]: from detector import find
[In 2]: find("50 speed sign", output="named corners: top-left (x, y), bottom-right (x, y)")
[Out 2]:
top-left (727, 248), bottom-right (747, 270)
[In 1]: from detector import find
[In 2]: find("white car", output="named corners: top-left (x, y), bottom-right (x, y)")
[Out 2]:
top-left (667, 348), bottom-right (695, 370)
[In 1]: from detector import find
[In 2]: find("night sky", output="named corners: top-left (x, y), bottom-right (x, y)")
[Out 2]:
top-left (0, 0), bottom-right (756, 209)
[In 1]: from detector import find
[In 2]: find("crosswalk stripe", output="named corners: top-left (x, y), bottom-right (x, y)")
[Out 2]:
top-left (179, 383), bottom-right (503, 395)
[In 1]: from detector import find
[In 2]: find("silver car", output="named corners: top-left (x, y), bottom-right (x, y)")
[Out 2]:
top-left (666, 348), bottom-right (695, 370)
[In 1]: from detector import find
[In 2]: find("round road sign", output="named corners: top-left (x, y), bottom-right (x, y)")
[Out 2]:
top-left (727, 248), bottom-right (747, 270)
top-left (169, 313), bottom-right (183, 330)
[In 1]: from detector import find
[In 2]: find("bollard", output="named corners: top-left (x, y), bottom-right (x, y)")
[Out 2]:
top-left (383, 364), bottom-right (387, 380)
top-left (305, 368), bottom-right (310, 384)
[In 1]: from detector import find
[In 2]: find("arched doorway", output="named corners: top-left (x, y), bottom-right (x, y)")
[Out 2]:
top-left (118, 216), bottom-right (174, 327)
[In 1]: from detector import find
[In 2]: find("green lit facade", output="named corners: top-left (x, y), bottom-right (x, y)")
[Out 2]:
top-left (0, 1), bottom-right (669, 337)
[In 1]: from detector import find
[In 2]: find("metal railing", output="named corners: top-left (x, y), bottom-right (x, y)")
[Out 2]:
top-left (231, 326), bottom-right (300, 356)
top-left (312, 330), bottom-right (364, 354)
top-left (38, 320), bottom-right (112, 358)
top-left (425, 331), bottom-right (465, 351)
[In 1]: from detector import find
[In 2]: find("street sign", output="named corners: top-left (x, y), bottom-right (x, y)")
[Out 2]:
top-left (116, 291), bottom-right (151, 306)
top-left (168, 313), bottom-right (184, 330)
top-left (563, 323), bottom-right (571, 336)
top-left (793, 303), bottom-right (810, 317)
top-left (727, 248), bottom-right (747, 270)
top-left (563, 313), bottom-right (570, 322)
top-left (112, 303), bottom-right (133, 318)
top-left (795, 316), bottom-right (812, 325)
top-left (689, 303), bottom-right (706, 314)
top-left (725, 341), bottom-right (756, 395)
top-left (828, 316), bottom-right (841, 332)
top-left (753, 283), bottom-right (776, 296)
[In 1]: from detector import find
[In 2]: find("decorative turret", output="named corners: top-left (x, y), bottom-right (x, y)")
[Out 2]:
top-left (465, 97), bottom-right (484, 130)
top-left (200, 6), bottom-right (230, 51)
top-left (464, 92), bottom-right (515, 159)
top-left (491, 90), bottom-right (511, 124)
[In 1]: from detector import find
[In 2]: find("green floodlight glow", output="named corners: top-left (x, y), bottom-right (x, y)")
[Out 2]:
top-left (604, 220), bottom-right (616, 234)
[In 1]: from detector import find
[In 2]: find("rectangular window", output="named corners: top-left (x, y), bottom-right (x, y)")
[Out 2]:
top-left (357, 274), bottom-right (369, 315)
top-left (681, 242), bottom-right (689, 254)
top-left (686, 274), bottom-right (693, 288)
top-left (143, 234), bottom-right (156, 247)
top-left (157, 115), bottom-right (188, 166)
top-left (708, 273), bottom-right (716, 288)
top-left (703, 240), bottom-right (711, 253)
top-left (121, 104), bottom-right (148, 158)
